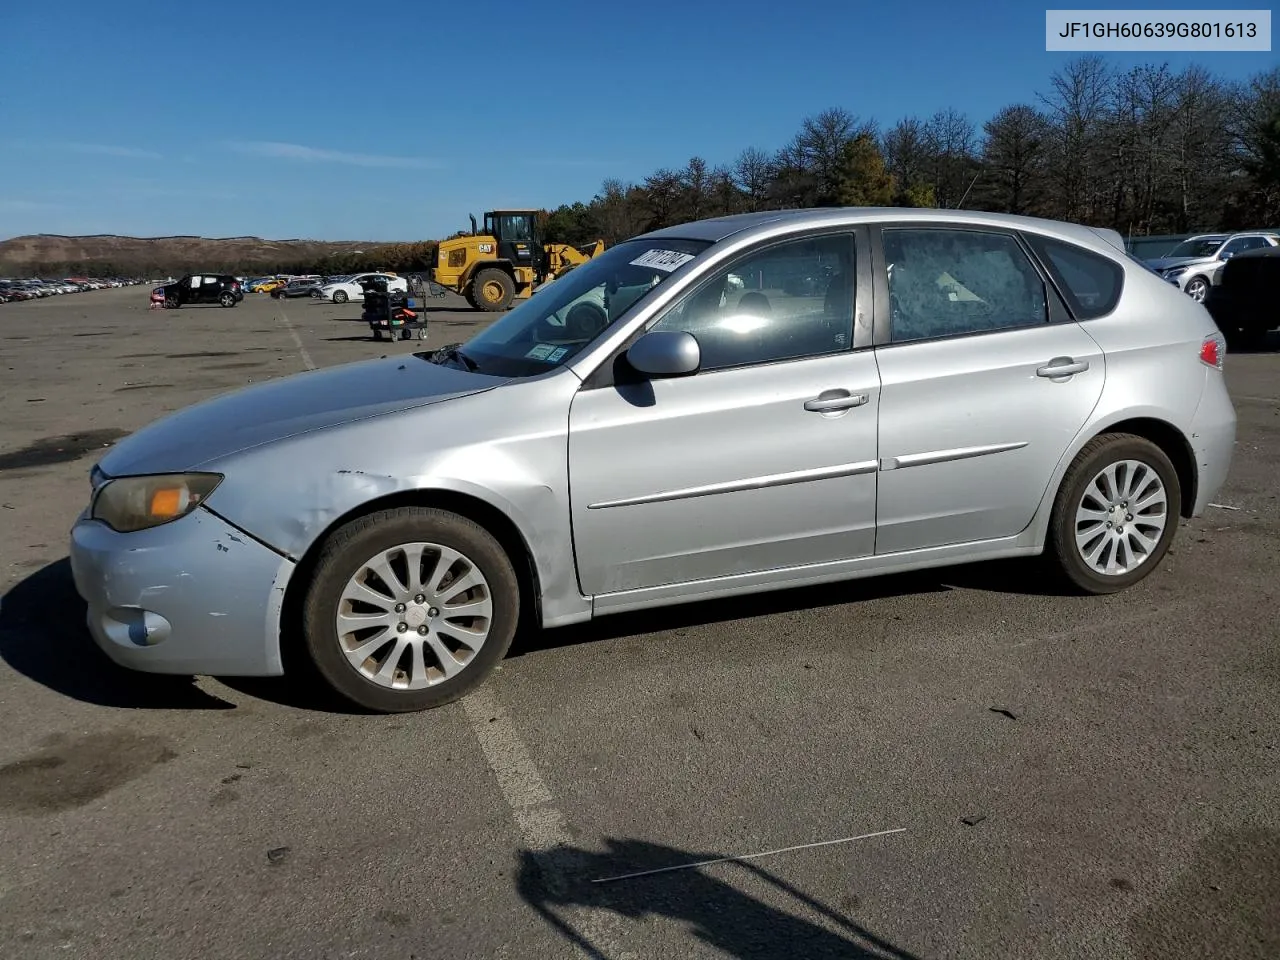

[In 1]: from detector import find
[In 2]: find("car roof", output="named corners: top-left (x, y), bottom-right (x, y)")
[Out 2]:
top-left (635, 207), bottom-right (1131, 257)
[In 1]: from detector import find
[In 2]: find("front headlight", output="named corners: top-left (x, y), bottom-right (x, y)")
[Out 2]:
top-left (90, 473), bottom-right (223, 532)
top-left (1163, 266), bottom-right (1189, 278)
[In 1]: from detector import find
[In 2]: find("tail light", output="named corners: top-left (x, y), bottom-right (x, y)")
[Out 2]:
top-left (1199, 332), bottom-right (1225, 370)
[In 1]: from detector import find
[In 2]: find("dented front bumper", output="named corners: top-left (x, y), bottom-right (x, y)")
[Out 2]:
top-left (69, 507), bottom-right (294, 676)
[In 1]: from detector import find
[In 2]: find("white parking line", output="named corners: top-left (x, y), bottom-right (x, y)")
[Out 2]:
top-left (276, 306), bottom-right (316, 371)
top-left (461, 686), bottom-right (633, 959)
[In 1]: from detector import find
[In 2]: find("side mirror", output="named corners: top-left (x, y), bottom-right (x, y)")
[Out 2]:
top-left (626, 330), bottom-right (700, 378)
top-left (1221, 249), bottom-right (1235, 259)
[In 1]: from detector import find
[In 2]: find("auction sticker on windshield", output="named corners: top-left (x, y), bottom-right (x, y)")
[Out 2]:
top-left (630, 249), bottom-right (697, 272)
top-left (525, 344), bottom-right (557, 360)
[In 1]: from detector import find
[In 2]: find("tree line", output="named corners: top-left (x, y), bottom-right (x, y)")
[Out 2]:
top-left (542, 57), bottom-right (1280, 249)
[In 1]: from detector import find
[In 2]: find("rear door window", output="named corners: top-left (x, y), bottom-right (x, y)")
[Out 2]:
top-left (881, 227), bottom-right (1048, 343)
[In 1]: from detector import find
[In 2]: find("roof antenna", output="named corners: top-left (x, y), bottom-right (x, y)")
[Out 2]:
top-left (954, 171), bottom-right (980, 210)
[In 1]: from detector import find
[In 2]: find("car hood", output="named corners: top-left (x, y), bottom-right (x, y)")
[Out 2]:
top-left (1147, 255), bottom-right (1211, 271)
top-left (96, 355), bottom-right (505, 476)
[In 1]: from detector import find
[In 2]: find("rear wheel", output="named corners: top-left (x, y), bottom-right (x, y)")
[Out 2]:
top-left (301, 507), bottom-right (520, 713)
top-left (219, 292), bottom-right (236, 307)
top-left (471, 268), bottom-right (515, 311)
top-left (1046, 433), bottom-right (1181, 594)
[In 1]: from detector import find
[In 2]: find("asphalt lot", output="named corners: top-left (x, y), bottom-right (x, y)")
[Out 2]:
top-left (0, 286), bottom-right (1277, 960)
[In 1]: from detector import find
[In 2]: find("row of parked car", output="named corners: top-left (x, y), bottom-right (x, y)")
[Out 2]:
top-left (0, 276), bottom-right (147, 303)
top-left (259, 272), bottom-right (409, 303)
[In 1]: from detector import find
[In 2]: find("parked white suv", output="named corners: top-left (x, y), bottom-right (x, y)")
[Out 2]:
top-left (316, 273), bottom-right (408, 304)
top-left (1147, 232), bottom-right (1280, 301)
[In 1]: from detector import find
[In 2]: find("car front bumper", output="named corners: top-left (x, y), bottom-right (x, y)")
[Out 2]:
top-left (69, 507), bottom-right (294, 676)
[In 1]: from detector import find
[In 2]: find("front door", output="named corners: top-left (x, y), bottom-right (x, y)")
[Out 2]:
top-left (871, 224), bottom-right (1105, 555)
top-left (568, 230), bottom-right (882, 596)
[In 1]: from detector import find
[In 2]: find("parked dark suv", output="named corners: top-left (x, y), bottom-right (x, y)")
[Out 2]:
top-left (1205, 247), bottom-right (1280, 347)
top-left (162, 274), bottom-right (244, 308)
top-left (270, 277), bottom-right (325, 299)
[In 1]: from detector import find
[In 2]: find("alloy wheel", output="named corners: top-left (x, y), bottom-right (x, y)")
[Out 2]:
top-left (336, 541), bottom-right (493, 690)
top-left (1074, 459), bottom-right (1168, 576)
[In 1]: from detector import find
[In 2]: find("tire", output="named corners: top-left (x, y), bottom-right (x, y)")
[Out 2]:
top-left (165, 297), bottom-right (180, 309)
top-left (333, 289), bottom-right (349, 304)
top-left (1184, 275), bottom-right (1209, 303)
top-left (471, 268), bottom-right (515, 311)
top-left (301, 506), bottom-right (520, 713)
top-left (1046, 433), bottom-right (1181, 594)
top-left (220, 292), bottom-right (236, 307)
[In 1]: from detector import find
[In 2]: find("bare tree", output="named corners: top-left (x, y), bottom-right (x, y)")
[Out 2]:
top-left (883, 117), bottom-right (931, 202)
top-left (923, 108), bottom-right (980, 208)
top-left (1039, 55), bottom-right (1115, 221)
top-left (1167, 65), bottom-right (1234, 231)
top-left (732, 147), bottom-right (773, 211)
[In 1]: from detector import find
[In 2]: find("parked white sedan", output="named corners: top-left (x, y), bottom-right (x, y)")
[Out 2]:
top-left (316, 273), bottom-right (408, 304)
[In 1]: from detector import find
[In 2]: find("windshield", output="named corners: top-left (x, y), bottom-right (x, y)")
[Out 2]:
top-left (1168, 237), bottom-right (1224, 259)
top-left (445, 237), bottom-right (711, 377)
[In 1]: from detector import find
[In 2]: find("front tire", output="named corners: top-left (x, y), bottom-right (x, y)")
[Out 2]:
top-left (301, 507), bottom-right (520, 713)
top-left (471, 268), bottom-right (515, 311)
top-left (1184, 275), bottom-right (1209, 302)
top-left (333, 289), bottom-right (349, 304)
top-left (1046, 433), bottom-right (1181, 594)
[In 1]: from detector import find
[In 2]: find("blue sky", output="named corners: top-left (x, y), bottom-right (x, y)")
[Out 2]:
top-left (1, 0), bottom-right (1274, 241)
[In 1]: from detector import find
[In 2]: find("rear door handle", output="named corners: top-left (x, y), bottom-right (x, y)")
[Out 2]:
top-left (1036, 357), bottom-right (1090, 378)
top-left (804, 389), bottom-right (869, 413)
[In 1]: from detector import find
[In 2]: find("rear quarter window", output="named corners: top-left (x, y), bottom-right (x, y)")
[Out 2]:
top-left (1023, 234), bottom-right (1124, 320)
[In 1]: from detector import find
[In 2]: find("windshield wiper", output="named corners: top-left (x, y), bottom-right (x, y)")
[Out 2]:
top-left (429, 342), bottom-right (479, 371)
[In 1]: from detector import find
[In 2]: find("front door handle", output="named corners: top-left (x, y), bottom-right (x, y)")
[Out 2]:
top-left (804, 389), bottom-right (869, 413)
top-left (1036, 357), bottom-right (1090, 379)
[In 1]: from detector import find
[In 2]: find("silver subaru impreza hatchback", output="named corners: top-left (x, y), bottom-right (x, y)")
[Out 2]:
top-left (71, 208), bottom-right (1236, 712)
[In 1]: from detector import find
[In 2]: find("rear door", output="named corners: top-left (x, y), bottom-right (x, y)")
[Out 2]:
top-left (870, 223), bottom-right (1106, 555)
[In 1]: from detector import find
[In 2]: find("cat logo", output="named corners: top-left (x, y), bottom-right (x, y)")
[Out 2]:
top-left (478, 243), bottom-right (493, 253)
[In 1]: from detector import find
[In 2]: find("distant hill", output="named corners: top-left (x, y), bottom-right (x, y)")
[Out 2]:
top-left (0, 233), bottom-right (393, 275)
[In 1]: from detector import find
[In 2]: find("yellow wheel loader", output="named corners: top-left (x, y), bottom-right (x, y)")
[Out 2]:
top-left (431, 209), bottom-right (606, 311)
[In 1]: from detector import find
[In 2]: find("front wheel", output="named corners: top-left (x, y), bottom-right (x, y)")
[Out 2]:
top-left (471, 268), bottom-right (515, 311)
top-left (1046, 433), bottom-right (1181, 594)
top-left (301, 506), bottom-right (520, 713)
top-left (333, 289), bottom-right (349, 304)
top-left (1184, 276), bottom-right (1209, 302)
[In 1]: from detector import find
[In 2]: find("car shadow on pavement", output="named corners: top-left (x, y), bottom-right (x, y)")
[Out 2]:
top-left (512, 557), bottom-right (1076, 660)
top-left (0, 559), bottom-right (235, 710)
top-left (516, 839), bottom-right (922, 960)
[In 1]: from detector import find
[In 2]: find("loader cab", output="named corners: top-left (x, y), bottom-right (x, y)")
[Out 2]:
top-left (483, 210), bottom-right (543, 273)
